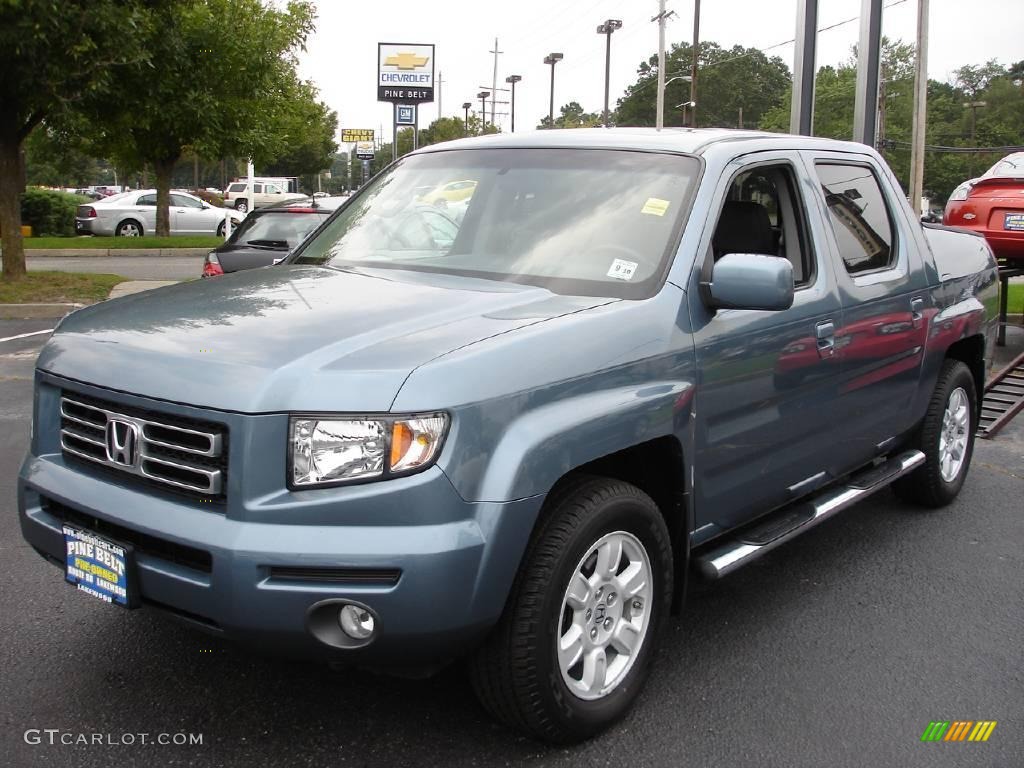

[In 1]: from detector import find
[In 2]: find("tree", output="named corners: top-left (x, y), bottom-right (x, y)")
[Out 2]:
top-left (83, 0), bottom-right (316, 236)
top-left (615, 41), bottom-right (790, 129)
top-left (0, 0), bottom-right (155, 280)
top-left (261, 81), bottom-right (339, 178)
top-left (537, 101), bottom-right (602, 129)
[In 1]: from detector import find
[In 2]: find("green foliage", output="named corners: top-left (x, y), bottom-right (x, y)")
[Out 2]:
top-left (262, 80), bottom-right (339, 178)
top-left (537, 102), bottom-right (602, 130)
top-left (19, 188), bottom-right (89, 237)
top-left (615, 41), bottom-right (791, 129)
top-left (759, 40), bottom-right (1023, 203)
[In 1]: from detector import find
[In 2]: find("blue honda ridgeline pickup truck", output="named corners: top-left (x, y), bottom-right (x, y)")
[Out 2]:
top-left (19, 129), bottom-right (998, 743)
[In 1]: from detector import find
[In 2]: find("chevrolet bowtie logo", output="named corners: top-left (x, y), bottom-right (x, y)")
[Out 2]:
top-left (385, 52), bottom-right (429, 70)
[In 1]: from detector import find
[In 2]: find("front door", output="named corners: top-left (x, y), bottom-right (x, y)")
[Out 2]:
top-left (169, 193), bottom-right (208, 235)
top-left (687, 153), bottom-right (846, 538)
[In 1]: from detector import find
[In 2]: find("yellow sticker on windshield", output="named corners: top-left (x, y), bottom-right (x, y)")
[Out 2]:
top-left (641, 197), bottom-right (670, 216)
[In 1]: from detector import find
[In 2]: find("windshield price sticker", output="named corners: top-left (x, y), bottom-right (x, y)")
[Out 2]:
top-left (607, 259), bottom-right (639, 280)
top-left (641, 197), bottom-right (670, 216)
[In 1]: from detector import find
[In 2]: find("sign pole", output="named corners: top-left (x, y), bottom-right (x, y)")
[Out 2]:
top-left (413, 106), bottom-right (419, 151)
top-left (392, 103), bottom-right (397, 163)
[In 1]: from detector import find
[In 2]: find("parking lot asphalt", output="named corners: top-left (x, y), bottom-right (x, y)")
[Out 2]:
top-left (1, 318), bottom-right (1021, 768)
top-left (28, 255), bottom-right (203, 281)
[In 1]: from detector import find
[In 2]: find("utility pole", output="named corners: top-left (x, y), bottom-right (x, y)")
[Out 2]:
top-left (506, 75), bottom-right (522, 132)
top-left (652, 1), bottom-right (674, 130)
top-left (597, 20), bottom-right (623, 128)
top-left (689, 0), bottom-right (700, 127)
top-left (544, 53), bottom-right (564, 127)
top-left (478, 91), bottom-right (490, 132)
top-left (909, 0), bottom-right (929, 215)
top-left (437, 71), bottom-right (443, 121)
top-left (964, 100), bottom-right (987, 176)
top-left (462, 102), bottom-right (472, 135)
top-left (490, 38), bottom-right (502, 128)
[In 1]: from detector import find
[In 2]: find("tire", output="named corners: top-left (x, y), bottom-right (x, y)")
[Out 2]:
top-left (469, 476), bottom-right (672, 744)
top-left (234, 199), bottom-right (248, 213)
top-left (216, 220), bottom-right (226, 238)
top-left (115, 219), bottom-right (143, 237)
top-left (893, 359), bottom-right (977, 507)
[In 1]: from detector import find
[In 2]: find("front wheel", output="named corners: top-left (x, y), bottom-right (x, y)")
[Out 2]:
top-left (469, 477), bottom-right (672, 744)
top-left (893, 359), bottom-right (977, 507)
top-left (234, 199), bottom-right (248, 213)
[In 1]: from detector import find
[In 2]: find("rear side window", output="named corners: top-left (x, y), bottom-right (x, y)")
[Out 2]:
top-left (228, 183), bottom-right (246, 193)
top-left (136, 194), bottom-right (156, 206)
top-left (814, 163), bottom-right (895, 274)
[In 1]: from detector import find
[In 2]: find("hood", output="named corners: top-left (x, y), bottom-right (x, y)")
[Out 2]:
top-left (38, 265), bottom-right (607, 413)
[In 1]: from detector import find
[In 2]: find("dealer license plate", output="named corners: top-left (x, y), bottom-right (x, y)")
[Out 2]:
top-left (1004, 213), bottom-right (1024, 231)
top-left (63, 524), bottom-right (137, 608)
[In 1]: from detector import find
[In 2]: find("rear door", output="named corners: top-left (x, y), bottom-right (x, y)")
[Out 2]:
top-left (805, 154), bottom-right (929, 462)
top-left (688, 151), bottom-right (845, 536)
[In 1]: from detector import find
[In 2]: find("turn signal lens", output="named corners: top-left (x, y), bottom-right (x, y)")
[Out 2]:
top-left (390, 415), bottom-right (447, 474)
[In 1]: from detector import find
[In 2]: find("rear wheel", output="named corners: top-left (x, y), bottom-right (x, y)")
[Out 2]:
top-left (893, 359), bottom-right (977, 507)
top-left (469, 477), bottom-right (672, 744)
top-left (115, 219), bottom-right (143, 237)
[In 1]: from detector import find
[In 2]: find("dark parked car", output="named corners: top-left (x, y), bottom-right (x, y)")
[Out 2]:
top-left (202, 205), bottom-right (334, 277)
top-left (21, 129), bottom-right (999, 744)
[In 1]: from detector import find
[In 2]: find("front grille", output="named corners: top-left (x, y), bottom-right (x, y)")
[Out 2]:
top-left (43, 497), bottom-right (213, 574)
top-left (59, 392), bottom-right (228, 500)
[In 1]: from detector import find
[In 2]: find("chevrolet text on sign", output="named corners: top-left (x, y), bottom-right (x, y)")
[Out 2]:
top-left (378, 43), bottom-right (435, 102)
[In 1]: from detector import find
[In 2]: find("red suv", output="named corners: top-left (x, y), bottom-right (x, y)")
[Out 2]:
top-left (943, 152), bottom-right (1024, 262)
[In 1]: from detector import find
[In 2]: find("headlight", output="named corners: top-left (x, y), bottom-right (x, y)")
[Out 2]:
top-left (290, 414), bottom-right (448, 488)
top-left (948, 182), bottom-right (972, 201)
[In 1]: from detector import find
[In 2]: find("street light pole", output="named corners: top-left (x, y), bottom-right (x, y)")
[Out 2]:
top-left (963, 100), bottom-right (987, 177)
top-left (505, 75), bottom-right (522, 133)
top-left (478, 91), bottom-right (490, 132)
top-left (596, 20), bottom-right (622, 128)
top-left (462, 102), bottom-right (472, 135)
top-left (690, 0), bottom-right (701, 127)
top-left (544, 52), bottom-right (564, 127)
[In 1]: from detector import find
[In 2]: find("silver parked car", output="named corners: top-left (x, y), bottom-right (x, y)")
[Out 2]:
top-left (75, 189), bottom-right (244, 237)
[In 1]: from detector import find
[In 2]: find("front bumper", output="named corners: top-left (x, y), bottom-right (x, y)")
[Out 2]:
top-left (19, 376), bottom-right (545, 666)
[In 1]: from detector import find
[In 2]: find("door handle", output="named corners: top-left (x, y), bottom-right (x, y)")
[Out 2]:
top-left (815, 319), bottom-right (836, 359)
top-left (911, 297), bottom-right (925, 329)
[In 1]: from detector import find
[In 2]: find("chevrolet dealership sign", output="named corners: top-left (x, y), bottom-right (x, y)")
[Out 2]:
top-left (378, 43), bottom-right (435, 102)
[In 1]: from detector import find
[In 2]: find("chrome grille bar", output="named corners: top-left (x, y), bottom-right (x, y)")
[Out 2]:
top-left (59, 396), bottom-right (226, 498)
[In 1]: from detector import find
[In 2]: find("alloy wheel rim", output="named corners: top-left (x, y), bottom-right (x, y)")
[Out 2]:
top-left (556, 530), bottom-right (653, 701)
top-left (939, 386), bottom-right (970, 482)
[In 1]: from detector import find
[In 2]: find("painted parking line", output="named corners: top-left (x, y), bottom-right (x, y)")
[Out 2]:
top-left (0, 328), bottom-right (54, 344)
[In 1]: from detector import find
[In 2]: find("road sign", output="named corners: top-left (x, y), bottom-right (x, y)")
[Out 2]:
top-left (397, 105), bottom-right (416, 125)
top-left (355, 141), bottom-right (375, 160)
top-left (378, 43), bottom-right (435, 103)
top-left (341, 129), bottom-right (374, 143)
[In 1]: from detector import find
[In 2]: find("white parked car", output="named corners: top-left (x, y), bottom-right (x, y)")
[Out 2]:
top-left (75, 190), bottom-right (243, 237)
top-left (223, 181), bottom-right (306, 213)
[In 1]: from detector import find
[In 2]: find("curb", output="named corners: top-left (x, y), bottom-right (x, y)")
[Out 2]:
top-left (0, 303), bottom-right (84, 320)
top-left (26, 247), bottom-right (213, 258)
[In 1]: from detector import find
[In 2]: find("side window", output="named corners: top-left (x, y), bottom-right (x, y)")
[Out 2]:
top-left (711, 164), bottom-right (815, 287)
top-left (170, 193), bottom-right (203, 208)
top-left (814, 162), bottom-right (895, 275)
top-left (136, 194), bottom-right (156, 206)
top-left (254, 183), bottom-right (263, 193)
top-left (266, 184), bottom-right (280, 194)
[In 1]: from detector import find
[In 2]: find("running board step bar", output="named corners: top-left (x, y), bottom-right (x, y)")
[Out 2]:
top-left (696, 450), bottom-right (925, 579)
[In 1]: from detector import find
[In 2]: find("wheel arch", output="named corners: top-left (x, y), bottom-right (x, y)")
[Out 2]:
top-left (944, 334), bottom-right (986, 417)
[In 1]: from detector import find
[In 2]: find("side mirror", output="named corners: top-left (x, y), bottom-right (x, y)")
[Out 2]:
top-left (701, 253), bottom-right (794, 311)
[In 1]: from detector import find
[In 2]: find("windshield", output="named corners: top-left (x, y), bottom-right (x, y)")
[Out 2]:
top-left (230, 210), bottom-right (329, 248)
top-left (293, 148), bottom-right (699, 298)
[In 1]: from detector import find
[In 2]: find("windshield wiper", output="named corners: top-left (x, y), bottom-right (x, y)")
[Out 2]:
top-left (243, 239), bottom-right (290, 248)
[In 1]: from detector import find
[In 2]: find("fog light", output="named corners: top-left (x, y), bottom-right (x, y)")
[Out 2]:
top-left (338, 604), bottom-right (375, 640)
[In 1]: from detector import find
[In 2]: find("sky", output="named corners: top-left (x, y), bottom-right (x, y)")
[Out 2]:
top-left (295, 0), bottom-right (1024, 146)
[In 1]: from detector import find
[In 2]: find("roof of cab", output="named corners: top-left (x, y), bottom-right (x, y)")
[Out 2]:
top-left (413, 127), bottom-right (870, 157)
